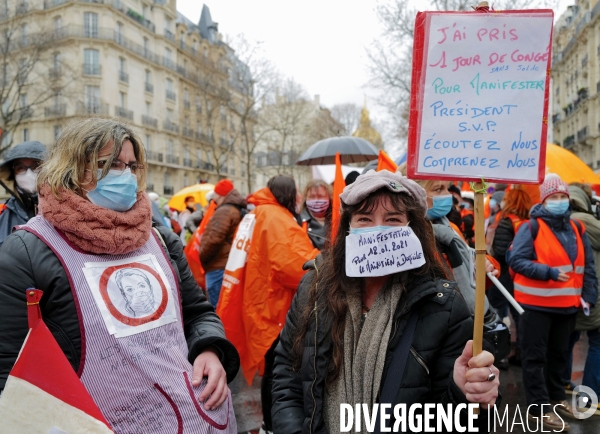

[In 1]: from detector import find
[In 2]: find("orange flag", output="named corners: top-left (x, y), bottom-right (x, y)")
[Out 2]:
top-left (376, 150), bottom-right (398, 172)
top-left (184, 200), bottom-right (217, 290)
top-left (331, 152), bottom-right (344, 241)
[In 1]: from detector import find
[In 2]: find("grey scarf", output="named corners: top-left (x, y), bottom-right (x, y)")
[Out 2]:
top-left (324, 283), bottom-right (402, 433)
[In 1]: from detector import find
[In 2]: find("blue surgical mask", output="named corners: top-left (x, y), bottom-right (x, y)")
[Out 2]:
top-left (489, 198), bottom-right (498, 209)
top-left (349, 225), bottom-right (395, 235)
top-left (545, 198), bottom-right (570, 216)
top-left (87, 169), bottom-right (138, 212)
top-left (426, 194), bottom-right (453, 220)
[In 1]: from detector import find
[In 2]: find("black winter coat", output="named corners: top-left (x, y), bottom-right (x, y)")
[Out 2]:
top-left (491, 216), bottom-right (517, 293)
top-left (272, 263), bottom-right (496, 434)
top-left (0, 225), bottom-right (240, 390)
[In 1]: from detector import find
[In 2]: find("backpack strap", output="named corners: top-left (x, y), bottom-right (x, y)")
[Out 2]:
top-left (571, 218), bottom-right (585, 236)
top-left (152, 227), bottom-right (168, 252)
top-left (375, 311), bottom-right (419, 434)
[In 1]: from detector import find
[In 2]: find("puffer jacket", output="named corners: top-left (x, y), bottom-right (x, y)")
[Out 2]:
top-left (0, 224), bottom-right (240, 390)
top-left (507, 203), bottom-right (598, 313)
top-left (0, 194), bottom-right (35, 246)
top-left (491, 216), bottom-right (520, 294)
top-left (200, 189), bottom-right (247, 272)
top-left (431, 216), bottom-right (490, 315)
top-left (569, 186), bottom-right (600, 331)
top-left (272, 262), bottom-right (497, 434)
top-left (297, 209), bottom-right (329, 250)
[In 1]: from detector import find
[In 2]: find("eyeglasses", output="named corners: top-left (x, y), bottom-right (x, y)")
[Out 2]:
top-left (13, 161), bottom-right (42, 175)
top-left (97, 159), bottom-right (145, 175)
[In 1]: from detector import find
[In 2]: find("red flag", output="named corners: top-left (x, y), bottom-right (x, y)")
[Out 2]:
top-left (184, 200), bottom-right (218, 290)
top-left (376, 150), bottom-right (398, 172)
top-left (0, 313), bottom-right (112, 431)
top-left (331, 152), bottom-right (344, 241)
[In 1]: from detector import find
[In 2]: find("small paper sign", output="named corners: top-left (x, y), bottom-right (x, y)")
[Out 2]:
top-left (345, 226), bottom-right (426, 277)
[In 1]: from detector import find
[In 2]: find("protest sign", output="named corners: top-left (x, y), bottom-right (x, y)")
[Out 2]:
top-left (345, 226), bottom-right (426, 277)
top-left (407, 10), bottom-right (553, 184)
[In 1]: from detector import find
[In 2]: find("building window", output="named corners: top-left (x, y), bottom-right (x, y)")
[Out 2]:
top-left (84, 85), bottom-right (100, 111)
top-left (192, 40), bottom-right (197, 54)
top-left (118, 57), bottom-right (127, 82)
top-left (19, 93), bottom-right (27, 108)
top-left (83, 12), bottom-right (98, 38)
top-left (145, 101), bottom-right (151, 116)
top-left (145, 134), bottom-right (151, 151)
top-left (166, 108), bottom-right (173, 121)
top-left (196, 121), bottom-right (201, 134)
top-left (20, 23), bottom-right (28, 46)
top-left (54, 125), bottom-right (62, 139)
top-left (22, 128), bottom-right (29, 142)
top-left (84, 49), bottom-right (100, 75)
top-left (196, 148), bottom-right (202, 163)
top-left (184, 173), bottom-right (188, 187)
top-left (119, 91), bottom-right (126, 108)
top-left (53, 52), bottom-right (61, 69)
top-left (53, 16), bottom-right (62, 31)
top-left (167, 139), bottom-right (174, 155)
top-left (142, 3), bottom-right (149, 18)
top-left (116, 22), bottom-right (124, 43)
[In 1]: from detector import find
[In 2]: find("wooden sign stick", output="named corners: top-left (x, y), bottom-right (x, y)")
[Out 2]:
top-left (472, 181), bottom-right (487, 357)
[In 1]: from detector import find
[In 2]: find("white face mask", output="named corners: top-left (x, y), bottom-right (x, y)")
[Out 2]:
top-left (15, 168), bottom-right (38, 194)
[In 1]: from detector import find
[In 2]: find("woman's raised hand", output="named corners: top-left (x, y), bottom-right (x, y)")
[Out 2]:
top-left (453, 340), bottom-right (499, 409)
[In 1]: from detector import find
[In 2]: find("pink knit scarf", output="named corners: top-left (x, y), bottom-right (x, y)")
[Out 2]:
top-left (39, 185), bottom-right (152, 255)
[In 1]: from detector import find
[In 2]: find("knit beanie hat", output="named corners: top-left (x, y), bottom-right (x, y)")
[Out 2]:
top-left (214, 179), bottom-right (234, 196)
top-left (539, 173), bottom-right (569, 203)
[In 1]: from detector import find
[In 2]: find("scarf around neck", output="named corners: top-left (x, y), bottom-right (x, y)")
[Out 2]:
top-left (38, 184), bottom-right (152, 255)
top-left (325, 282), bottom-right (403, 434)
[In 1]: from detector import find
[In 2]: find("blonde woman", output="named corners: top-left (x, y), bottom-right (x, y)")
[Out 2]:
top-left (0, 119), bottom-right (239, 433)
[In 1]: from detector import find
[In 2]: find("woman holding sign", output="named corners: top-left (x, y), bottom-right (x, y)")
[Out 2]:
top-left (272, 170), bottom-right (499, 433)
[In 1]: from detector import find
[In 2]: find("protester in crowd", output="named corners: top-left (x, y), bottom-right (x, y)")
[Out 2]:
top-left (186, 206), bottom-right (205, 234)
top-left (447, 184), bottom-right (463, 228)
top-left (487, 188), bottom-right (530, 318)
top-left (0, 118), bottom-right (239, 433)
top-left (398, 165), bottom-right (496, 317)
top-left (200, 179), bottom-right (246, 307)
top-left (488, 191), bottom-right (505, 219)
top-left (297, 179), bottom-right (332, 250)
top-left (486, 187), bottom-right (531, 370)
top-left (508, 174), bottom-right (598, 430)
top-left (461, 197), bottom-right (476, 246)
top-left (344, 170), bottom-right (360, 186)
top-left (0, 141), bottom-right (46, 247)
top-left (562, 185), bottom-right (600, 413)
top-left (272, 170), bottom-right (499, 433)
top-left (147, 191), bottom-right (166, 227)
top-left (178, 195), bottom-right (196, 245)
top-left (232, 175), bottom-right (318, 434)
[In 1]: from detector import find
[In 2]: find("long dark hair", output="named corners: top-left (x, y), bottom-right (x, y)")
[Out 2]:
top-left (291, 189), bottom-right (448, 384)
top-left (267, 174), bottom-right (297, 216)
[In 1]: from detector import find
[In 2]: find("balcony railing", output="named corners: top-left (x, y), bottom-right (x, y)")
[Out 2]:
top-left (147, 151), bottom-right (163, 162)
top-left (577, 126), bottom-right (589, 143)
top-left (49, 66), bottom-right (61, 80)
top-left (45, 104), bottom-right (66, 118)
top-left (145, 82), bottom-right (153, 93)
top-left (115, 106), bottom-right (133, 120)
top-left (183, 158), bottom-right (192, 167)
top-left (552, 113), bottom-right (560, 123)
top-left (83, 63), bottom-right (101, 76)
top-left (164, 29), bottom-right (175, 42)
top-left (118, 70), bottom-right (129, 83)
top-left (166, 90), bottom-right (176, 101)
top-left (77, 101), bottom-right (109, 115)
top-left (563, 134), bottom-right (575, 150)
top-left (182, 127), bottom-right (194, 138)
top-left (14, 107), bottom-right (33, 120)
top-left (142, 115), bottom-right (157, 128)
top-left (16, 2), bottom-right (28, 15)
top-left (162, 56), bottom-right (175, 70)
top-left (163, 120), bottom-right (178, 133)
top-left (163, 185), bottom-right (174, 195)
top-left (44, 0), bottom-right (69, 8)
top-left (166, 155), bottom-right (179, 164)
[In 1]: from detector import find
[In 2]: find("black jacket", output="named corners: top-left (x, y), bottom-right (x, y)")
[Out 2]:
top-left (272, 263), bottom-right (496, 434)
top-left (491, 216), bottom-right (517, 293)
top-left (297, 209), bottom-right (329, 250)
top-left (0, 225), bottom-right (240, 390)
top-left (0, 194), bottom-right (36, 247)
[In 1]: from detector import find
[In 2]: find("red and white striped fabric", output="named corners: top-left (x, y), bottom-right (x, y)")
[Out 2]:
top-left (0, 318), bottom-right (113, 432)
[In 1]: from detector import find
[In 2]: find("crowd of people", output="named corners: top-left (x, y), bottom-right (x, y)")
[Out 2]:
top-left (0, 117), bottom-right (598, 433)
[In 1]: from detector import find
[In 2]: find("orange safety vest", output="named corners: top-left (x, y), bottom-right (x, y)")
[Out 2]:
top-left (513, 218), bottom-right (585, 309)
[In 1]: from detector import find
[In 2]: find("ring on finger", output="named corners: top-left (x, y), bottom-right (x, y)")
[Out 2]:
top-left (487, 367), bottom-right (496, 382)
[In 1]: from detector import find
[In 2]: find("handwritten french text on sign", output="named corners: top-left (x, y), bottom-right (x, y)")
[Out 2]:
top-left (407, 10), bottom-right (553, 184)
top-left (345, 226), bottom-right (426, 277)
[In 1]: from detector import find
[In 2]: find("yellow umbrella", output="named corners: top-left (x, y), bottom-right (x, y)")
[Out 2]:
top-left (168, 183), bottom-right (214, 212)
top-left (546, 143), bottom-right (600, 184)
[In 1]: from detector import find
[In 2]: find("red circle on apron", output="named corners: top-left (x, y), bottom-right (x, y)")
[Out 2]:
top-left (99, 262), bottom-right (168, 326)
